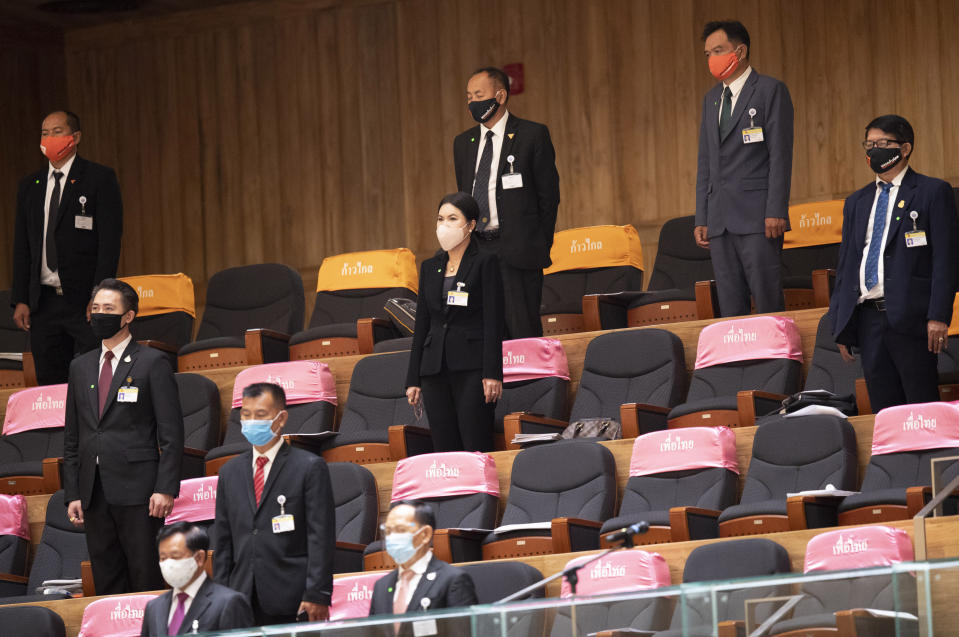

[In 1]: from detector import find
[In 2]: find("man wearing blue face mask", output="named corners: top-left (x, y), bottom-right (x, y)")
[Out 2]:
top-left (212, 382), bottom-right (335, 626)
top-left (369, 501), bottom-right (477, 635)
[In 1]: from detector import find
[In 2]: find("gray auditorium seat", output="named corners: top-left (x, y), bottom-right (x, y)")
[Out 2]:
top-left (541, 264), bottom-right (644, 335)
top-left (373, 336), bottom-right (413, 353)
top-left (177, 372), bottom-right (222, 479)
top-left (0, 290), bottom-right (29, 388)
top-left (0, 606), bottom-right (65, 637)
top-left (0, 428), bottom-right (64, 496)
top-left (463, 562), bottom-right (545, 637)
top-left (329, 462), bottom-right (378, 573)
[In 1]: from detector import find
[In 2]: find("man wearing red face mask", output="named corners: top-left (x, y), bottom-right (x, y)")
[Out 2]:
top-left (694, 21), bottom-right (794, 318)
top-left (11, 110), bottom-right (123, 385)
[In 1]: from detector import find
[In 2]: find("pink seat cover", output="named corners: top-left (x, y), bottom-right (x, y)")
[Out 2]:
top-left (3, 384), bottom-right (68, 436)
top-left (804, 525), bottom-right (913, 573)
top-left (870, 402), bottom-right (959, 455)
top-left (166, 476), bottom-right (218, 523)
top-left (694, 316), bottom-right (802, 369)
top-left (560, 549), bottom-right (670, 598)
top-left (0, 494), bottom-right (29, 540)
top-left (502, 338), bottom-right (570, 383)
top-left (231, 360), bottom-right (336, 408)
top-left (629, 427), bottom-right (739, 477)
top-left (330, 572), bottom-right (388, 620)
top-left (78, 594), bottom-right (158, 637)
top-left (391, 452), bottom-right (499, 501)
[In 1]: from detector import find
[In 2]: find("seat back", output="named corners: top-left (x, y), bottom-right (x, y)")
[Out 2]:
top-left (646, 216), bottom-right (714, 292)
top-left (391, 452), bottom-right (499, 530)
top-left (671, 538), bottom-right (792, 629)
top-left (329, 572), bottom-right (388, 621)
top-left (167, 477), bottom-right (218, 525)
top-left (373, 337), bottom-right (413, 353)
top-left (496, 338), bottom-right (570, 431)
top-left (176, 373), bottom-right (221, 451)
top-left (0, 290), bottom-right (28, 354)
top-left (805, 311), bottom-right (863, 394)
top-left (0, 430), bottom-right (65, 471)
top-left (863, 402), bottom-right (959, 490)
top-left (0, 606), bottom-right (65, 637)
top-left (120, 273), bottom-right (196, 349)
top-left (329, 462), bottom-right (378, 545)
top-left (570, 329), bottom-right (686, 422)
top-left (28, 490), bottom-right (89, 592)
top-left (339, 351), bottom-right (425, 435)
top-left (739, 415), bottom-right (857, 504)
top-left (223, 401), bottom-right (335, 446)
top-left (781, 244), bottom-right (840, 285)
top-left (0, 495), bottom-right (29, 576)
top-left (0, 384), bottom-right (67, 473)
top-left (542, 267), bottom-right (645, 315)
top-left (500, 440), bottom-right (616, 525)
top-left (78, 593), bottom-right (156, 637)
top-left (462, 562), bottom-right (546, 637)
top-left (310, 288), bottom-right (416, 328)
top-left (196, 263), bottom-right (304, 340)
top-left (495, 377), bottom-right (568, 433)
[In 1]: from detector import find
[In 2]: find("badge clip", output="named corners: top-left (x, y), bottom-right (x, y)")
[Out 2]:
top-left (456, 282), bottom-right (466, 292)
top-left (507, 154), bottom-right (516, 174)
top-left (78, 195), bottom-right (87, 215)
top-left (909, 210), bottom-right (919, 232)
top-left (277, 494), bottom-right (286, 516)
top-left (748, 108), bottom-right (757, 128)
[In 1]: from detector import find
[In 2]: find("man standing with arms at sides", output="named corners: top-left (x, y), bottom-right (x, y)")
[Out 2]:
top-left (695, 21), bottom-right (794, 317)
top-left (454, 66), bottom-right (560, 338)
top-left (11, 110), bottom-right (123, 384)
top-left (213, 383), bottom-right (336, 626)
top-left (64, 279), bottom-right (182, 594)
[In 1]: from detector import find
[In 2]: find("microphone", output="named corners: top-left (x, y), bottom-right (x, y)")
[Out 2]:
top-left (603, 521), bottom-right (650, 544)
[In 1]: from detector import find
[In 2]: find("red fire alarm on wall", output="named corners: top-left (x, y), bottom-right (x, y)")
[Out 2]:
top-left (503, 63), bottom-right (524, 95)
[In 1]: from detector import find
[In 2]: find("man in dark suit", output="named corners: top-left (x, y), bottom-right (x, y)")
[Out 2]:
top-left (830, 115), bottom-right (958, 411)
top-left (695, 21), bottom-right (794, 317)
top-left (213, 382), bottom-right (335, 626)
top-left (11, 110), bottom-right (123, 385)
top-left (63, 279), bottom-right (182, 594)
top-left (141, 522), bottom-right (253, 636)
top-left (369, 500), bottom-right (477, 636)
top-left (453, 66), bottom-right (560, 339)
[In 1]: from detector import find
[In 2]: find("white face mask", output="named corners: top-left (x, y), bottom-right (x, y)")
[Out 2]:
top-left (159, 555), bottom-right (199, 590)
top-left (436, 222), bottom-right (469, 252)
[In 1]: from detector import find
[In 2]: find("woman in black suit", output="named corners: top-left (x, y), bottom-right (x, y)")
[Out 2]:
top-left (406, 192), bottom-right (505, 452)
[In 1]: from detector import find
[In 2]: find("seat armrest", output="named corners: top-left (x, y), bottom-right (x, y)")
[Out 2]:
top-left (906, 485), bottom-right (932, 516)
top-left (503, 412), bottom-right (569, 450)
top-left (182, 446), bottom-right (208, 458)
top-left (357, 318), bottom-right (393, 355)
top-left (282, 434), bottom-right (331, 454)
top-left (335, 541), bottom-right (366, 552)
top-left (736, 390), bottom-right (787, 427)
top-left (388, 425), bottom-right (433, 460)
top-left (22, 351), bottom-right (37, 387)
top-left (835, 608), bottom-right (917, 636)
top-left (82, 560), bottom-right (95, 597)
top-left (432, 528), bottom-right (488, 564)
top-left (245, 328), bottom-right (291, 365)
top-left (552, 517), bottom-right (602, 553)
top-left (582, 293), bottom-right (630, 332)
top-left (42, 457), bottom-right (62, 493)
top-left (717, 620), bottom-right (745, 637)
top-left (695, 280), bottom-right (719, 319)
top-left (855, 378), bottom-right (872, 415)
top-left (0, 572), bottom-right (28, 584)
top-left (669, 506), bottom-right (722, 542)
top-left (138, 339), bottom-right (178, 354)
top-left (812, 268), bottom-right (836, 307)
top-left (591, 631), bottom-right (656, 637)
top-left (621, 403), bottom-right (670, 438)
top-left (786, 494), bottom-right (842, 530)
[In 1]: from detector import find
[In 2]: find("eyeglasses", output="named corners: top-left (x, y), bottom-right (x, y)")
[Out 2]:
top-left (862, 139), bottom-right (904, 151)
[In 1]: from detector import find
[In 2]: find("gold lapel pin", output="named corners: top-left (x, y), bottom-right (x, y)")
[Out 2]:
top-left (897, 200), bottom-right (905, 209)
top-left (507, 133), bottom-right (515, 140)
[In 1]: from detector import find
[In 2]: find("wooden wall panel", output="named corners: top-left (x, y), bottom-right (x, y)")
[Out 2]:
top-left (3, 0), bottom-right (958, 311)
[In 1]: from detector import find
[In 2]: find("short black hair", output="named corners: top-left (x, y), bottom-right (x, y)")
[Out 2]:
top-left (242, 382), bottom-right (287, 410)
top-left (91, 278), bottom-right (139, 315)
top-left (46, 110), bottom-right (81, 133)
top-left (390, 499), bottom-right (437, 530)
top-left (472, 66), bottom-right (510, 100)
top-left (702, 21), bottom-right (751, 58)
top-left (156, 522), bottom-right (210, 552)
top-left (865, 114), bottom-right (915, 147)
top-left (437, 192), bottom-right (480, 223)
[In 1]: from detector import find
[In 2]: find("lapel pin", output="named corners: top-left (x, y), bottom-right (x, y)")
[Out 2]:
top-left (895, 216), bottom-right (900, 221)
top-left (507, 133), bottom-right (515, 140)
top-left (124, 356), bottom-right (131, 363)
top-left (470, 137), bottom-right (475, 143)
top-left (90, 384), bottom-right (95, 389)
top-left (125, 376), bottom-right (132, 384)
top-left (70, 179), bottom-right (77, 184)
top-left (35, 179), bottom-right (40, 184)
top-left (388, 587), bottom-right (394, 593)
top-left (897, 200), bottom-right (905, 208)
top-left (425, 572), bottom-right (436, 581)
top-left (436, 268), bottom-right (442, 273)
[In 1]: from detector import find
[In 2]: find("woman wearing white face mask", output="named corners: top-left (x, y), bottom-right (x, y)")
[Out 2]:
top-left (406, 192), bottom-right (505, 452)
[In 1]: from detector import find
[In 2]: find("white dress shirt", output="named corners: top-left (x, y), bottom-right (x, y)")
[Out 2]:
top-left (41, 153), bottom-right (76, 287)
top-left (392, 549), bottom-right (433, 611)
top-left (472, 110), bottom-right (510, 229)
top-left (858, 165), bottom-right (909, 301)
top-left (99, 333), bottom-right (132, 379)
top-left (251, 436), bottom-right (284, 485)
top-left (719, 66), bottom-right (753, 125)
top-left (166, 570), bottom-right (207, 627)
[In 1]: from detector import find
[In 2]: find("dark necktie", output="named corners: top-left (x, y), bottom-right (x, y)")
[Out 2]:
top-left (98, 350), bottom-right (114, 417)
top-left (864, 182), bottom-right (894, 290)
top-left (719, 86), bottom-right (733, 138)
top-left (254, 456), bottom-right (268, 505)
top-left (168, 591), bottom-right (189, 635)
top-left (472, 130), bottom-right (495, 231)
top-left (47, 171), bottom-right (63, 271)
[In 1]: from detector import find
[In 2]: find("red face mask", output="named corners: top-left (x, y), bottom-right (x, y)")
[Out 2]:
top-left (40, 134), bottom-right (76, 163)
top-left (708, 48), bottom-right (741, 81)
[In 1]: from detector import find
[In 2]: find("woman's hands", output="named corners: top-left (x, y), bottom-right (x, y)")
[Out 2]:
top-left (406, 386), bottom-right (422, 406)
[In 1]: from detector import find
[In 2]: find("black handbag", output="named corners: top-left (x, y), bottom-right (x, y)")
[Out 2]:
top-left (384, 297), bottom-right (416, 337)
top-left (561, 418), bottom-right (622, 441)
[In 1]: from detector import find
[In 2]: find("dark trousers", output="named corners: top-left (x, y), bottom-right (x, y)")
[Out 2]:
top-left (420, 366), bottom-right (494, 452)
top-left (475, 237), bottom-right (543, 338)
top-left (251, 581), bottom-right (297, 626)
top-left (857, 304), bottom-right (940, 412)
top-left (30, 286), bottom-right (97, 385)
top-left (710, 231), bottom-right (785, 317)
top-left (83, 469), bottom-right (164, 595)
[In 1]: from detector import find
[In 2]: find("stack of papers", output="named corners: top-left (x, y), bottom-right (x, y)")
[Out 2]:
top-left (492, 522), bottom-right (553, 534)
top-left (0, 352), bottom-right (23, 362)
top-left (510, 433), bottom-right (563, 444)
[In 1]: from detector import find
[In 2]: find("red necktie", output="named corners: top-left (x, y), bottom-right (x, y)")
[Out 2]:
top-left (98, 350), bottom-right (114, 416)
top-left (253, 456), bottom-right (268, 506)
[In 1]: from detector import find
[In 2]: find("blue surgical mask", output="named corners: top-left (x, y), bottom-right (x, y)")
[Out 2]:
top-left (240, 415), bottom-right (278, 447)
top-left (385, 529), bottom-right (421, 565)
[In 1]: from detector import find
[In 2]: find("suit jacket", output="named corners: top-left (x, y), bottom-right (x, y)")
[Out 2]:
top-left (406, 237), bottom-right (504, 387)
top-left (139, 577), bottom-right (254, 636)
top-left (63, 339), bottom-right (183, 508)
top-left (212, 442), bottom-right (336, 615)
top-left (830, 167), bottom-right (959, 345)
top-left (453, 114), bottom-right (560, 270)
top-left (695, 71), bottom-right (794, 238)
top-left (369, 555), bottom-right (477, 637)
top-left (11, 155), bottom-right (123, 310)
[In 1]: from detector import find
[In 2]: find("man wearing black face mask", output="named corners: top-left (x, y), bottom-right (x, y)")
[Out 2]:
top-left (63, 278), bottom-right (183, 594)
top-left (453, 66), bottom-right (560, 339)
top-left (830, 115), bottom-right (959, 411)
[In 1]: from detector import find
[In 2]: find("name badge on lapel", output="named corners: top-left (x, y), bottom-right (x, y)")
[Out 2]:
top-left (501, 154), bottom-right (523, 189)
top-left (75, 195), bottom-right (93, 230)
top-left (905, 210), bottom-right (927, 247)
top-left (117, 386), bottom-right (138, 403)
top-left (272, 495), bottom-right (295, 533)
top-left (447, 282), bottom-right (468, 307)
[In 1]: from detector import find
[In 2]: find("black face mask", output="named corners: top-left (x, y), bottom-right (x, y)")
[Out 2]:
top-left (468, 97), bottom-right (500, 123)
top-left (90, 313), bottom-right (125, 340)
top-left (867, 147), bottom-right (903, 174)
